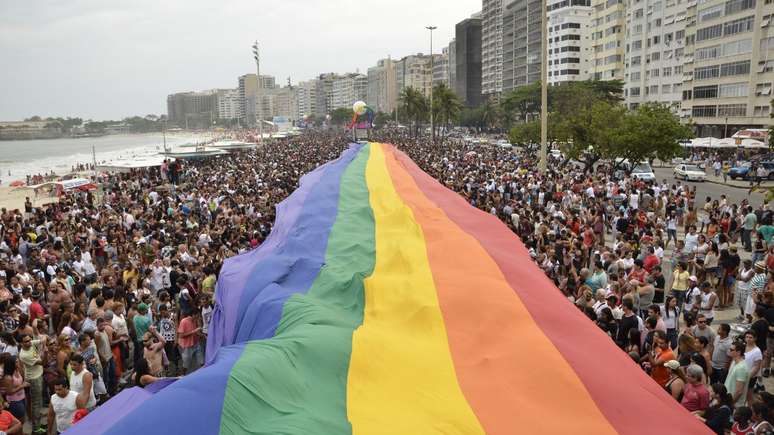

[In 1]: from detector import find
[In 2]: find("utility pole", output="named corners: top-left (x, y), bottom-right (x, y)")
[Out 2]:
top-left (538, 0), bottom-right (548, 174)
top-left (252, 41), bottom-right (263, 144)
top-left (426, 25), bottom-right (437, 145)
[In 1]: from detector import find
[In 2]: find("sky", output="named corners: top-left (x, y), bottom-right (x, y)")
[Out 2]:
top-left (0, 0), bottom-right (480, 121)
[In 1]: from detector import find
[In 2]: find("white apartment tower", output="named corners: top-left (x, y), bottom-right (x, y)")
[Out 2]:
top-left (624, 0), bottom-right (688, 110)
top-left (330, 74), bottom-right (368, 110)
top-left (296, 80), bottom-right (318, 119)
top-left (547, 0), bottom-right (593, 84)
top-left (588, 0), bottom-right (626, 80)
top-left (367, 58), bottom-right (398, 114)
top-left (681, 0), bottom-right (774, 136)
top-left (482, 0), bottom-right (504, 96)
top-left (216, 88), bottom-right (241, 120)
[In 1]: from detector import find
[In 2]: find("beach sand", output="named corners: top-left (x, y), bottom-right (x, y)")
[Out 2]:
top-left (0, 186), bottom-right (59, 211)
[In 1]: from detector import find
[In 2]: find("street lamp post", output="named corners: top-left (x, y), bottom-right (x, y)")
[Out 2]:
top-left (724, 117), bottom-right (729, 138)
top-left (426, 25), bottom-right (437, 145)
top-left (539, 0), bottom-right (548, 174)
top-left (252, 41), bottom-right (263, 145)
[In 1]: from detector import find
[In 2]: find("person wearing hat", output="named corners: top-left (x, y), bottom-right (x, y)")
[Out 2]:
top-left (684, 275), bottom-right (701, 314)
top-left (663, 359), bottom-right (686, 401)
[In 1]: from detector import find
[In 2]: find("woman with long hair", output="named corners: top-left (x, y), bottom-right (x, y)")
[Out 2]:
top-left (663, 360), bottom-right (686, 401)
top-left (0, 355), bottom-right (27, 423)
top-left (662, 295), bottom-right (679, 348)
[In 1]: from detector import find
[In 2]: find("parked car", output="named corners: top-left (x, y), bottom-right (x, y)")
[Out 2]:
top-left (728, 161), bottom-right (774, 180)
top-left (631, 162), bottom-right (656, 181)
top-left (728, 162), bottom-right (752, 180)
top-left (674, 164), bottom-right (706, 181)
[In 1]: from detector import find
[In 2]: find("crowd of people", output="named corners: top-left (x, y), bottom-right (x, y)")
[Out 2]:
top-left (380, 130), bottom-right (774, 434)
top-left (0, 129), bottom-right (773, 433)
top-left (0, 133), bottom-right (348, 433)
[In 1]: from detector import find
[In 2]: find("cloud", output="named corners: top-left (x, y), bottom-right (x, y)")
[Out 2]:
top-left (0, 0), bottom-right (479, 120)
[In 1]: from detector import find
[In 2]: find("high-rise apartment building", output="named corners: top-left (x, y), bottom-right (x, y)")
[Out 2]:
top-left (395, 54), bottom-right (435, 97)
top-left (434, 50), bottom-right (450, 88)
top-left (588, 0), bottom-right (626, 80)
top-left (455, 13), bottom-right (484, 106)
top-left (501, 0), bottom-right (542, 92)
top-left (330, 74), bottom-right (368, 110)
top-left (216, 88), bottom-right (241, 120)
top-left (238, 74), bottom-right (276, 125)
top-left (624, 0), bottom-right (688, 111)
top-left (482, 0), bottom-right (504, 96)
top-left (448, 38), bottom-right (458, 91)
top-left (296, 80), bottom-right (318, 119)
top-left (316, 73), bottom-right (339, 116)
top-left (367, 58), bottom-right (398, 114)
top-left (548, 0), bottom-right (593, 84)
top-left (681, 0), bottom-right (774, 136)
top-left (166, 90), bottom-right (218, 128)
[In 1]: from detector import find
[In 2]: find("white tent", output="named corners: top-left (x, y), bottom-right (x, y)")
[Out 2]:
top-left (738, 138), bottom-right (768, 149)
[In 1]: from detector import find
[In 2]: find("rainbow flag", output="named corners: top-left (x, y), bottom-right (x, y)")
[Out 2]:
top-left (70, 143), bottom-right (708, 434)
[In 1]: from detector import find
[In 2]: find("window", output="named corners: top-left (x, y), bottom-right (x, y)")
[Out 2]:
top-left (652, 51), bottom-right (661, 60)
top-left (650, 85), bottom-right (659, 94)
top-left (561, 34), bottom-right (582, 41)
top-left (630, 87), bottom-right (641, 96)
top-left (653, 36), bottom-right (661, 45)
top-left (692, 105), bottom-right (718, 117)
top-left (675, 65), bottom-right (683, 74)
top-left (697, 24), bottom-right (723, 41)
top-left (720, 60), bottom-right (750, 76)
top-left (723, 16), bottom-right (755, 36)
top-left (662, 84), bottom-right (672, 93)
top-left (722, 38), bottom-right (752, 56)
top-left (754, 105), bottom-right (771, 116)
top-left (756, 82), bottom-right (772, 96)
top-left (717, 104), bottom-right (747, 116)
top-left (761, 37), bottom-right (774, 51)
top-left (651, 68), bottom-right (660, 77)
top-left (676, 30), bottom-right (685, 40)
top-left (631, 71), bottom-right (642, 81)
top-left (724, 0), bottom-right (756, 15)
top-left (631, 55), bottom-right (642, 66)
top-left (634, 8), bottom-right (644, 18)
top-left (718, 82), bottom-right (748, 97)
top-left (694, 85), bottom-right (719, 98)
top-left (695, 65), bottom-right (720, 79)
top-left (663, 67), bottom-right (672, 76)
top-left (632, 40), bottom-right (642, 51)
top-left (698, 4), bottom-right (724, 21)
top-left (683, 90), bottom-right (693, 100)
top-left (696, 45), bottom-right (721, 60)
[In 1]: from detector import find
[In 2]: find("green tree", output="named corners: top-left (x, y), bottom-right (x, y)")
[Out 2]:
top-left (500, 82), bottom-right (540, 123)
top-left (509, 120), bottom-right (540, 146)
top-left (432, 83), bottom-right (463, 141)
top-left (459, 107), bottom-right (484, 132)
top-left (399, 87), bottom-right (429, 137)
top-left (610, 103), bottom-right (693, 169)
top-left (480, 98), bottom-right (499, 131)
top-left (329, 108), bottom-right (354, 126)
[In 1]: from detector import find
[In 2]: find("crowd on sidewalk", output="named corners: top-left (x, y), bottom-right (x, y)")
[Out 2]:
top-left (1, 129), bottom-right (774, 434)
top-left (379, 131), bottom-right (774, 434)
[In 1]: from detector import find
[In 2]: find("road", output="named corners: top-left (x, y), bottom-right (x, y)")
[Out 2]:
top-left (653, 167), bottom-right (767, 207)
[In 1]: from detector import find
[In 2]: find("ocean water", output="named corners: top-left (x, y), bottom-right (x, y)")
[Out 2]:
top-left (0, 133), bottom-right (212, 185)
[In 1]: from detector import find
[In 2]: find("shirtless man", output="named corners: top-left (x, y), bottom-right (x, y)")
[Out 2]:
top-left (142, 326), bottom-right (166, 377)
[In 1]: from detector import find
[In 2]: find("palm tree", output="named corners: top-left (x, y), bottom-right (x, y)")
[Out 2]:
top-left (399, 87), bottom-right (428, 138)
top-left (432, 83), bottom-right (463, 142)
top-left (480, 98), bottom-right (498, 132)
